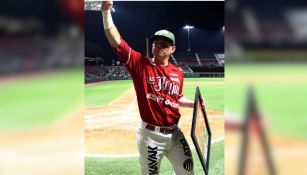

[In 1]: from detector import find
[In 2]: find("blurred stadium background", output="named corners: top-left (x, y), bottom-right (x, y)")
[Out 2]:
top-left (225, 0), bottom-right (307, 175)
top-left (0, 0), bottom-right (84, 175)
top-left (1, 0), bottom-right (307, 174)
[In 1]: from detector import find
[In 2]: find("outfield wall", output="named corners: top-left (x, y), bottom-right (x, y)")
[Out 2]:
top-left (85, 72), bottom-right (224, 83)
top-left (184, 72), bottom-right (224, 78)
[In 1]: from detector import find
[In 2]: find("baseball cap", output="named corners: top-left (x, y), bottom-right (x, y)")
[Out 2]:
top-left (151, 29), bottom-right (175, 45)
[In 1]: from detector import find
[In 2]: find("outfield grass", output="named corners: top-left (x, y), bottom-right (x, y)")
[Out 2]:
top-left (85, 80), bottom-right (133, 107)
top-left (85, 141), bottom-right (224, 175)
top-left (225, 63), bottom-right (307, 139)
top-left (0, 69), bottom-right (83, 131)
top-left (85, 78), bottom-right (224, 111)
top-left (184, 78), bottom-right (224, 111)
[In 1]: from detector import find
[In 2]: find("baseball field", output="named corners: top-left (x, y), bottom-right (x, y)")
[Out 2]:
top-left (85, 78), bottom-right (225, 175)
top-left (0, 70), bottom-right (83, 131)
top-left (225, 63), bottom-right (307, 138)
top-left (0, 69), bottom-right (84, 175)
top-left (1, 64), bottom-right (307, 174)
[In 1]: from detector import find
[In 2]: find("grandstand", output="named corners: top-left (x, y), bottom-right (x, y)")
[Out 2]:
top-left (225, 0), bottom-right (307, 61)
top-left (170, 52), bottom-right (224, 67)
top-left (85, 56), bottom-right (132, 83)
top-left (0, 36), bottom-right (83, 76)
top-left (85, 65), bottom-right (131, 83)
top-left (171, 51), bottom-right (224, 78)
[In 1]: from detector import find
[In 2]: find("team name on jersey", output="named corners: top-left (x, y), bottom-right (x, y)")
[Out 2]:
top-left (146, 76), bottom-right (180, 96)
top-left (170, 73), bottom-right (178, 77)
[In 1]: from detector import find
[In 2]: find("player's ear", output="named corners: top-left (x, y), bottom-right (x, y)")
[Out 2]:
top-left (170, 45), bottom-right (176, 53)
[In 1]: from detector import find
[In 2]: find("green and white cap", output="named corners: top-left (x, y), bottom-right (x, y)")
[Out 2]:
top-left (151, 29), bottom-right (175, 45)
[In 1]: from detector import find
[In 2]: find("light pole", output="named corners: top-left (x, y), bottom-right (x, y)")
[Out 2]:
top-left (183, 25), bottom-right (194, 52)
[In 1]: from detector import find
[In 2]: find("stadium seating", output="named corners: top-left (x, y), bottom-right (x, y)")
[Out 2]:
top-left (85, 66), bottom-right (131, 83)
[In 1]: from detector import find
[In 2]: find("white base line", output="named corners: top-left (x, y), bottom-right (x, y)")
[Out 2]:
top-left (211, 136), bottom-right (224, 144)
top-left (85, 136), bottom-right (224, 158)
top-left (85, 153), bottom-right (139, 158)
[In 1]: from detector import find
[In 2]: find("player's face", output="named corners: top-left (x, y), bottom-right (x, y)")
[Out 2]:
top-left (152, 39), bottom-right (176, 58)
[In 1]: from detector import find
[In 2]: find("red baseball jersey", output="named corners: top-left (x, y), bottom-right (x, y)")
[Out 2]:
top-left (113, 39), bottom-right (184, 126)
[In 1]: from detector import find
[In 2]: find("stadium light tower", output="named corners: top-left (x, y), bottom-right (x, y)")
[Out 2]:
top-left (183, 25), bottom-right (194, 52)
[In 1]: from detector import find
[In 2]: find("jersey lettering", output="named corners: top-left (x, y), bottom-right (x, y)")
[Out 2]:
top-left (146, 77), bottom-right (156, 84)
top-left (147, 76), bottom-right (180, 96)
top-left (114, 39), bottom-right (184, 126)
top-left (165, 99), bottom-right (179, 108)
top-left (146, 93), bottom-right (164, 103)
top-left (154, 77), bottom-right (165, 91)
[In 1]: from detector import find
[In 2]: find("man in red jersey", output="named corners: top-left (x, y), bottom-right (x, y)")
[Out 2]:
top-left (102, 1), bottom-right (203, 174)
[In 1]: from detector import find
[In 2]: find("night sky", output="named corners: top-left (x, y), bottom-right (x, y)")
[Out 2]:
top-left (85, 1), bottom-right (224, 60)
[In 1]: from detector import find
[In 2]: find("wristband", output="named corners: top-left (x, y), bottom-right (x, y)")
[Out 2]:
top-left (102, 10), bottom-right (115, 29)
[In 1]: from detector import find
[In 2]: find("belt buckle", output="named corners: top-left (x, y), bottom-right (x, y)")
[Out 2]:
top-left (154, 126), bottom-right (160, 132)
top-left (160, 128), bottom-right (167, 134)
top-left (146, 123), bottom-right (175, 134)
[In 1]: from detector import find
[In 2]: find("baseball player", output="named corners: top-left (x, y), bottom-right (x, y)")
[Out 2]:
top-left (102, 1), bottom-right (205, 174)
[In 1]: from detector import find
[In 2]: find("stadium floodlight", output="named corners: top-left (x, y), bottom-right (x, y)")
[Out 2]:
top-left (183, 25), bottom-right (194, 52)
top-left (183, 25), bottom-right (194, 30)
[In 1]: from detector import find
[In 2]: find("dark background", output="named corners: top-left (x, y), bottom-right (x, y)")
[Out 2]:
top-left (85, 1), bottom-right (225, 60)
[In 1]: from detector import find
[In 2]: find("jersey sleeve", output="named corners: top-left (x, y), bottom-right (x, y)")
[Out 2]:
top-left (113, 39), bottom-right (143, 76)
top-left (178, 72), bottom-right (184, 99)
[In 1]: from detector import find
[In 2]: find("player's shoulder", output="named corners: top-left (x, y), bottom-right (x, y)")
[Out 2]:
top-left (169, 63), bottom-right (183, 73)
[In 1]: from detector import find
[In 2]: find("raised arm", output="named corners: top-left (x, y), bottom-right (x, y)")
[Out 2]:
top-left (101, 1), bottom-right (121, 48)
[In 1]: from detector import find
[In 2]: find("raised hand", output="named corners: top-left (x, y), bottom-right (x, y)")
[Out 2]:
top-left (101, 0), bottom-right (113, 11)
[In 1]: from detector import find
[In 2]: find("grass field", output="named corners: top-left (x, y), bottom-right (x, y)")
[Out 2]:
top-left (183, 78), bottom-right (224, 111)
top-left (85, 80), bottom-right (133, 106)
top-left (3, 63), bottom-right (306, 174)
top-left (225, 63), bottom-right (307, 139)
top-left (0, 69), bottom-right (83, 131)
top-left (85, 78), bottom-right (224, 111)
top-left (85, 77), bottom-right (224, 174)
top-left (85, 141), bottom-right (224, 175)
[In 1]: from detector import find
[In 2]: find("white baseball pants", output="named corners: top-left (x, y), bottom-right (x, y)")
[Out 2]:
top-left (137, 121), bottom-right (194, 175)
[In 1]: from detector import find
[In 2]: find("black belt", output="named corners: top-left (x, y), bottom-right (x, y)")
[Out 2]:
top-left (145, 123), bottom-right (177, 134)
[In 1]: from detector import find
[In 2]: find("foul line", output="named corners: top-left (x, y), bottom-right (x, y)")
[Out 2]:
top-left (85, 153), bottom-right (139, 158)
top-left (211, 136), bottom-right (224, 144)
